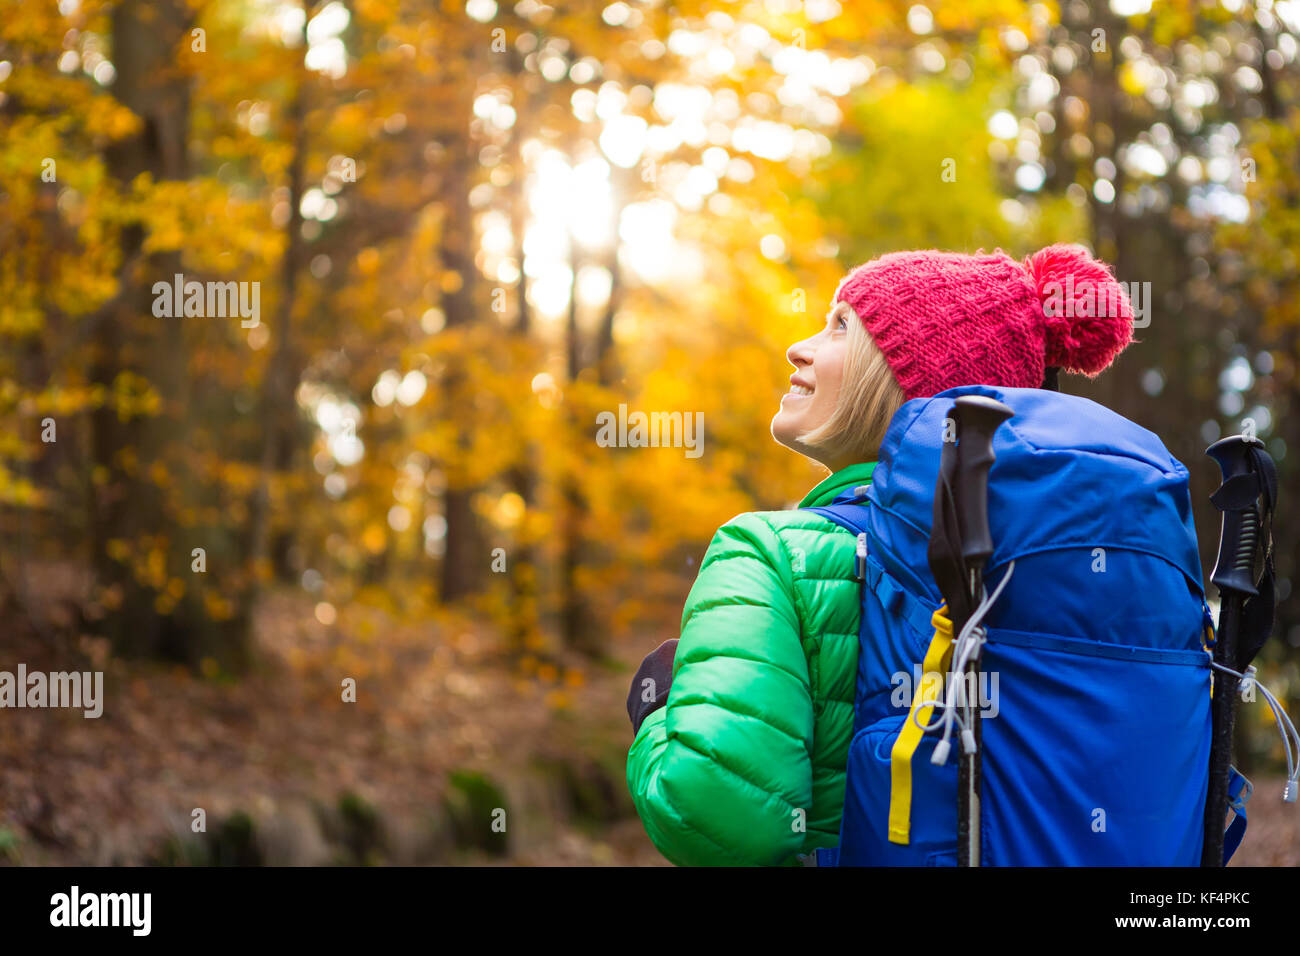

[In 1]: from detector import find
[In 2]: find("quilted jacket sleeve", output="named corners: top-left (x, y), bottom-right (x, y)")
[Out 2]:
top-left (626, 511), bottom-right (815, 866)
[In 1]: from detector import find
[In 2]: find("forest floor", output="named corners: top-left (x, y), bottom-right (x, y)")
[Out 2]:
top-left (1, 562), bottom-right (1297, 867)
top-left (0, 563), bottom-right (668, 866)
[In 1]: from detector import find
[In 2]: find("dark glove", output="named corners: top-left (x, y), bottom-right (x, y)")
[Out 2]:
top-left (627, 639), bottom-right (678, 735)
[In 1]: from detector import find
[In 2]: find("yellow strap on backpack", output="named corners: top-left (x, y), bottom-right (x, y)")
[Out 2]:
top-left (888, 604), bottom-right (954, 844)
top-left (1202, 618), bottom-right (1217, 699)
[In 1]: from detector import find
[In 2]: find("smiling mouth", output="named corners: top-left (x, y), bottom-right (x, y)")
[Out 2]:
top-left (786, 384), bottom-right (814, 397)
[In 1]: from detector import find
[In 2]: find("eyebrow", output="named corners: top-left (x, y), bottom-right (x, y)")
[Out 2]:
top-left (826, 301), bottom-right (852, 323)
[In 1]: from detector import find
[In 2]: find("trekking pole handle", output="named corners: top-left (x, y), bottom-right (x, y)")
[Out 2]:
top-left (950, 396), bottom-right (1014, 568)
top-left (1206, 436), bottom-right (1265, 596)
top-left (1202, 435), bottom-right (1266, 867)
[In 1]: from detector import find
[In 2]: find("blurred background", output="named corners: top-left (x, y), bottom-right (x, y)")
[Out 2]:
top-left (1, 0), bottom-right (1298, 865)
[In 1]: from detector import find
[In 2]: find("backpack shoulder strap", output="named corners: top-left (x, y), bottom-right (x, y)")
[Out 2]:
top-left (803, 483), bottom-right (872, 534)
top-left (802, 492), bottom-right (937, 641)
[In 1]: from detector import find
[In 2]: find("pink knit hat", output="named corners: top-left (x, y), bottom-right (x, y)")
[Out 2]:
top-left (833, 244), bottom-right (1134, 400)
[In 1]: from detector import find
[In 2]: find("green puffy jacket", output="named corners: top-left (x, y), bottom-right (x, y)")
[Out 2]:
top-left (627, 461), bottom-right (875, 866)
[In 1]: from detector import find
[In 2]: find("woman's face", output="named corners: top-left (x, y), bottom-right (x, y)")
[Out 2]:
top-left (771, 300), bottom-right (851, 469)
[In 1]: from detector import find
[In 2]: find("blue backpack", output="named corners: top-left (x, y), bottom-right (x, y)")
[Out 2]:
top-left (804, 384), bottom-right (1229, 866)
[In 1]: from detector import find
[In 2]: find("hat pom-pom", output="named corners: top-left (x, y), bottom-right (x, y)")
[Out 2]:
top-left (1024, 243), bottom-right (1134, 376)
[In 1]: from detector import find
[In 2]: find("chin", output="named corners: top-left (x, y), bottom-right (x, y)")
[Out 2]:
top-left (770, 413), bottom-right (797, 450)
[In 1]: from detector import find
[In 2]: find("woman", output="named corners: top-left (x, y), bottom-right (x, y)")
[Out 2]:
top-left (625, 245), bottom-right (1135, 866)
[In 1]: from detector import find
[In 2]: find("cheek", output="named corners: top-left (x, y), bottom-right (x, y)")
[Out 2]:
top-left (816, 344), bottom-right (847, 397)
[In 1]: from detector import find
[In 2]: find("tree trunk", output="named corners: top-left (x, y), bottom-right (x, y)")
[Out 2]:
top-left (249, 22), bottom-right (308, 586)
top-left (91, 0), bottom-right (224, 664)
top-left (502, 59), bottom-right (541, 649)
top-left (558, 226), bottom-right (597, 654)
top-left (438, 138), bottom-right (487, 602)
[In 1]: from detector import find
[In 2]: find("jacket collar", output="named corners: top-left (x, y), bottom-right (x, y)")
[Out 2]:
top-left (799, 461), bottom-right (877, 509)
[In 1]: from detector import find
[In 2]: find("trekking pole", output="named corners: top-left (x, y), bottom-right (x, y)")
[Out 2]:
top-left (1201, 435), bottom-right (1277, 866)
top-left (928, 395), bottom-right (1013, 867)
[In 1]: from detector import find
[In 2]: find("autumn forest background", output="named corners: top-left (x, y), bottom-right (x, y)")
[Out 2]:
top-left (2, 0), bottom-right (1299, 865)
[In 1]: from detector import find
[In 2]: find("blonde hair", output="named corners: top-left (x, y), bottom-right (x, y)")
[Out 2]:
top-left (797, 300), bottom-right (907, 465)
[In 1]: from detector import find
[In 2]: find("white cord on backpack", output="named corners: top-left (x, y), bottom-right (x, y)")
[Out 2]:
top-left (920, 561), bottom-right (1017, 766)
top-left (1210, 659), bottom-right (1300, 803)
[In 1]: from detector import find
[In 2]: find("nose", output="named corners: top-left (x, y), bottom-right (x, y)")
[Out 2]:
top-left (787, 332), bottom-right (816, 370)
